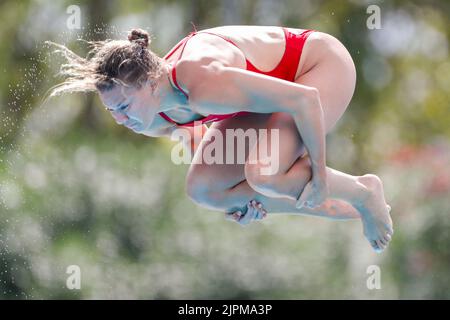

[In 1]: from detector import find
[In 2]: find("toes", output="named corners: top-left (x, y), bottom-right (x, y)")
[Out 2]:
top-left (370, 240), bottom-right (379, 250)
top-left (376, 239), bottom-right (387, 252)
top-left (385, 223), bottom-right (394, 234)
top-left (380, 221), bottom-right (394, 238)
top-left (369, 232), bottom-right (393, 253)
top-left (376, 239), bottom-right (386, 249)
top-left (370, 240), bottom-right (385, 253)
top-left (371, 240), bottom-right (383, 253)
top-left (385, 229), bottom-right (394, 239)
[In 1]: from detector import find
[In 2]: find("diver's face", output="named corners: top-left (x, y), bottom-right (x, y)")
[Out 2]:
top-left (98, 81), bottom-right (160, 133)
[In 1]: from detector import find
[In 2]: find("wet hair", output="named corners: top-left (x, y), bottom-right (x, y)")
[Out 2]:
top-left (46, 28), bottom-right (164, 96)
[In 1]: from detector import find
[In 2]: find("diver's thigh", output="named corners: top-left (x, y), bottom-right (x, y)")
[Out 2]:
top-left (247, 112), bottom-right (306, 176)
top-left (295, 33), bottom-right (356, 131)
top-left (187, 113), bottom-right (271, 190)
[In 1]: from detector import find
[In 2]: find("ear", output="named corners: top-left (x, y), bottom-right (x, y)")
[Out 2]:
top-left (147, 79), bottom-right (158, 93)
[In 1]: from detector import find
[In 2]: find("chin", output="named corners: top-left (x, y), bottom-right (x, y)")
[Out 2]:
top-left (133, 123), bottom-right (149, 135)
top-left (137, 129), bottom-right (155, 137)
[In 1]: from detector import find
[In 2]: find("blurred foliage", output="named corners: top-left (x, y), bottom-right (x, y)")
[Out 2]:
top-left (0, 0), bottom-right (449, 299)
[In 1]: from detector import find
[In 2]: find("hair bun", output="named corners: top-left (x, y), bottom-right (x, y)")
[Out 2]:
top-left (128, 28), bottom-right (150, 47)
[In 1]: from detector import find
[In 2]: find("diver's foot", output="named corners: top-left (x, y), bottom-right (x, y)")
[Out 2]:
top-left (356, 174), bottom-right (394, 253)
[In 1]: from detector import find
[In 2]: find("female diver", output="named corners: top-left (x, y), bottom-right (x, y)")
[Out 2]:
top-left (48, 26), bottom-right (393, 252)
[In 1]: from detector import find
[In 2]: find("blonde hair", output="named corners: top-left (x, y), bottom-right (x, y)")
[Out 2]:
top-left (46, 28), bottom-right (164, 97)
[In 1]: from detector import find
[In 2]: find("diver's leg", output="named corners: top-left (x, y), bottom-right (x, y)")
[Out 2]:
top-left (185, 113), bottom-right (359, 220)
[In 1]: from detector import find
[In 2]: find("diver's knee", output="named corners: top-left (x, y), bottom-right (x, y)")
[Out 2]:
top-left (186, 173), bottom-right (209, 205)
top-left (185, 169), bottom-right (222, 206)
top-left (244, 162), bottom-right (278, 195)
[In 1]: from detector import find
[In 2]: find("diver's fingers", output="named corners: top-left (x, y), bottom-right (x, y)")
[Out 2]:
top-left (238, 203), bottom-right (256, 225)
top-left (225, 210), bottom-right (242, 222)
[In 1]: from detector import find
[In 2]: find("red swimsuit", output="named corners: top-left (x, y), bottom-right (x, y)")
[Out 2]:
top-left (159, 27), bottom-right (314, 127)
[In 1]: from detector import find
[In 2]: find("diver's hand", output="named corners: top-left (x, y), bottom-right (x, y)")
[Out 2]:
top-left (225, 200), bottom-right (267, 226)
top-left (296, 174), bottom-right (328, 209)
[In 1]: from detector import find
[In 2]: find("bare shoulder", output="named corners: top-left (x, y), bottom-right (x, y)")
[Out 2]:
top-left (172, 56), bottom-right (224, 98)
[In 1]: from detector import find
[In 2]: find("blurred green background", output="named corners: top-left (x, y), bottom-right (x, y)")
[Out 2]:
top-left (0, 0), bottom-right (449, 299)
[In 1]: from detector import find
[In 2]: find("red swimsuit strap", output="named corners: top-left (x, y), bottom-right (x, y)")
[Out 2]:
top-left (159, 32), bottom-right (205, 126)
top-left (158, 111), bottom-right (177, 124)
top-left (245, 27), bottom-right (289, 75)
top-left (166, 33), bottom-right (197, 99)
top-left (246, 28), bottom-right (314, 81)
